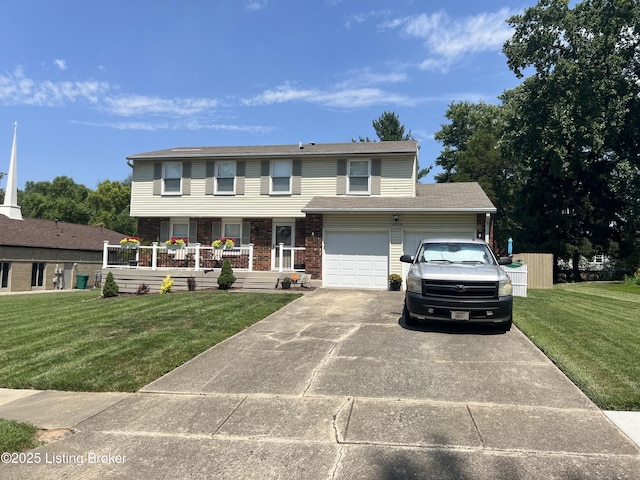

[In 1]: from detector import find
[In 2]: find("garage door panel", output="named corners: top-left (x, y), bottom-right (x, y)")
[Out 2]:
top-left (325, 231), bottom-right (388, 289)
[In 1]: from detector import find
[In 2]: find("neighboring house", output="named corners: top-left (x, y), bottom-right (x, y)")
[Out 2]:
top-left (127, 140), bottom-right (497, 289)
top-left (0, 123), bottom-right (127, 292)
top-left (0, 215), bottom-right (126, 292)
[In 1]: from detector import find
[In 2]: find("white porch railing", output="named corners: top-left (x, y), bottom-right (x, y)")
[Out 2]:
top-left (102, 241), bottom-right (307, 272)
top-left (276, 243), bottom-right (306, 272)
top-left (103, 241), bottom-right (255, 271)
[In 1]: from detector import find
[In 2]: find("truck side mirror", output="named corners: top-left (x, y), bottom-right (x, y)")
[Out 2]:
top-left (400, 254), bottom-right (414, 263)
top-left (498, 257), bottom-right (512, 265)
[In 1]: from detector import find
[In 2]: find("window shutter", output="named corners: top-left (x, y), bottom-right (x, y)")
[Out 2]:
top-left (182, 162), bottom-right (191, 195)
top-left (371, 159), bottom-right (381, 195)
top-left (242, 221), bottom-right (250, 245)
top-left (212, 221), bottom-right (221, 240)
top-left (260, 160), bottom-right (270, 195)
top-left (153, 163), bottom-right (162, 195)
top-left (292, 159), bottom-right (302, 195)
top-left (189, 221), bottom-right (198, 244)
top-left (337, 159), bottom-right (347, 195)
top-left (160, 221), bottom-right (170, 243)
top-left (236, 161), bottom-right (245, 196)
top-left (205, 161), bottom-right (215, 195)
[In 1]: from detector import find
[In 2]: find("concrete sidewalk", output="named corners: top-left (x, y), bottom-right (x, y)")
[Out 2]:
top-left (1, 289), bottom-right (639, 479)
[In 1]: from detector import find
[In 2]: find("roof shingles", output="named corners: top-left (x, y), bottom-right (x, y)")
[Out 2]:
top-left (0, 216), bottom-right (125, 251)
top-left (302, 182), bottom-right (496, 213)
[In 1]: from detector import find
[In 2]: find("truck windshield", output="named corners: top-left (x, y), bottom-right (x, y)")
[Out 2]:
top-left (417, 243), bottom-right (494, 265)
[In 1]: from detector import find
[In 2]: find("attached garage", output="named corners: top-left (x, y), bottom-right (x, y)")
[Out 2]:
top-left (324, 231), bottom-right (389, 289)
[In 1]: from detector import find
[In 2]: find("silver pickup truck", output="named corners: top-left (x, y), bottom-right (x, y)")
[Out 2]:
top-left (400, 238), bottom-right (513, 331)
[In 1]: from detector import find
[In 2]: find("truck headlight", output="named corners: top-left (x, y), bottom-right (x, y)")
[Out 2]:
top-left (498, 278), bottom-right (512, 297)
top-left (406, 275), bottom-right (422, 294)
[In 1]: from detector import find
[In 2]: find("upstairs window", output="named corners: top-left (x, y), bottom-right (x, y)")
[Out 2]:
top-left (216, 161), bottom-right (236, 194)
top-left (348, 160), bottom-right (370, 194)
top-left (163, 162), bottom-right (182, 194)
top-left (271, 160), bottom-right (292, 194)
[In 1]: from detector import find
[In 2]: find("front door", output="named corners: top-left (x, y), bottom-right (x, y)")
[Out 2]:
top-left (272, 223), bottom-right (294, 270)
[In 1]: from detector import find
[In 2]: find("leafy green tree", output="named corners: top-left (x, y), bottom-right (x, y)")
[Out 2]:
top-left (355, 111), bottom-right (430, 180)
top-left (434, 101), bottom-right (519, 248)
top-left (87, 178), bottom-right (136, 235)
top-left (20, 176), bottom-right (92, 224)
top-left (502, 0), bottom-right (640, 278)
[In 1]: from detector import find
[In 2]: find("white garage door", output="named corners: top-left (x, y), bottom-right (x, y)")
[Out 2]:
top-left (324, 231), bottom-right (389, 289)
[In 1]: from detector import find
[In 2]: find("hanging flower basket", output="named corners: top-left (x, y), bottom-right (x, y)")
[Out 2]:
top-left (165, 237), bottom-right (187, 249)
top-left (212, 238), bottom-right (235, 250)
top-left (120, 237), bottom-right (141, 249)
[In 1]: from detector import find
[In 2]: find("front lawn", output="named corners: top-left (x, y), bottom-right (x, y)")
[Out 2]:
top-left (514, 282), bottom-right (640, 410)
top-left (0, 290), bottom-right (300, 392)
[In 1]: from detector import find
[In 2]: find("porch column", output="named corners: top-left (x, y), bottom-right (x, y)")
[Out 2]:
top-left (278, 242), bottom-right (284, 272)
top-left (102, 241), bottom-right (109, 268)
top-left (152, 242), bottom-right (158, 270)
top-left (485, 213), bottom-right (491, 243)
top-left (248, 243), bottom-right (254, 271)
top-left (194, 243), bottom-right (201, 270)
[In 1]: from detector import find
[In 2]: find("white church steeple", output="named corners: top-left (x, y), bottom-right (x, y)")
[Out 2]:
top-left (0, 122), bottom-right (23, 220)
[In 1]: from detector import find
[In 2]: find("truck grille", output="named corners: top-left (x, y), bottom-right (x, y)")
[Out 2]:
top-left (423, 280), bottom-right (498, 299)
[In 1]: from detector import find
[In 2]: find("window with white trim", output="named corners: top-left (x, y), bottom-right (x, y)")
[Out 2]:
top-left (216, 161), bottom-right (236, 194)
top-left (348, 160), bottom-right (370, 194)
top-left (223, 223), bottom-right (241, 246)
top-left (163, 162), bottom-right (182, 194)
top-left (271, 160), bottom-right (292, 194)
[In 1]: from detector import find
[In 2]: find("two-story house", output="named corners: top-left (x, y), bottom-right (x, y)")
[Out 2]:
top-left (127, 140), bottom-right (497, 289)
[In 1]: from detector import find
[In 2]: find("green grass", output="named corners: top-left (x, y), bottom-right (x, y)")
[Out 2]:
top-left (0, 290), bottom-right (300, 392)
top-left (0, 419), bottom-right (39, 452)
top-left (514, 282), bottom-right (640, 410)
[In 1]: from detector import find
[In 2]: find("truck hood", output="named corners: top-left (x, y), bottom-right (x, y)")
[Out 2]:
top-left (409, 263), bottom-right (509, 282)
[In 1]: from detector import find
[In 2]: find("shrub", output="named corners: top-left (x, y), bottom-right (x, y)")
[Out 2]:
top-left (136, 283), bottom-right (150, 295)
top-left (217, 259), bottom-right (236, 290)
top-left (102, 272), bottom-right (119, 298)
top-left (160, 275), bottom-right (173, 294)
top-left (187, 276), bottom-right (197, 291)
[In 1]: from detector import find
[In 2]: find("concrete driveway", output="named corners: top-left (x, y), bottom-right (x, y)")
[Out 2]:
top-left (3, 289), bottom-right (639, 479)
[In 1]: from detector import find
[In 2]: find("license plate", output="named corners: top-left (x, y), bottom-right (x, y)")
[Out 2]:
top-left (451, 311), bottom-right (470, 320)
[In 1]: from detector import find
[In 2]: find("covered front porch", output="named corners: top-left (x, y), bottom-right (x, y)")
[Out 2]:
top-left (102, 241), bottom-right (306, 273)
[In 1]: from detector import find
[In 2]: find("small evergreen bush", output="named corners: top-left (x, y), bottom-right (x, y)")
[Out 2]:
top-left (160, 275), bottom-right (173, 294)
top-left (217, 259), bottom-right (236, 290)
top-left (102, 272), bottom-right (119, 297)
top-left (187, 276), bottom-right (197, 291)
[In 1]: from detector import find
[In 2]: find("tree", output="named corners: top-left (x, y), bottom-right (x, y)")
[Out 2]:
top-left (355, 111), bottom-right (431, 180)
top-left (87, 179), bottom-right (136, 236)
top-left (434, 101), bottom-right (519, 248)
top-left (19, 176), bottom-right (92, 224)
top-left (502, 0), bottom-right (640, 278)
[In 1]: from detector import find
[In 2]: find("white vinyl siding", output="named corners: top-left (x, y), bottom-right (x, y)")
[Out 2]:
top-left (130, 157), bottom-right (417, 217)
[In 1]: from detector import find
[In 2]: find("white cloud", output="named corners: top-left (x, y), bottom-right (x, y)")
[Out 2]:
top-left (336, 68), bottom-right (408, 89)
top-left (244, 0), bottom-right (268, 12)
top-left (0, 66), bottom-right (109, 106)
top-left (382, 8), bottom-right (516, 72)
top-left (74, 119), bottom-right (272, 133)
top-left (242, 82), bottom-right (415, 109)
top-left (53, 59), bottom-right (67, 71)
top-left (102, 94), bottom-right (218, 117)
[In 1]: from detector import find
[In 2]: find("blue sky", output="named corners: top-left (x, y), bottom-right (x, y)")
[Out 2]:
top-left (0, 0), bottom-right (530, 190)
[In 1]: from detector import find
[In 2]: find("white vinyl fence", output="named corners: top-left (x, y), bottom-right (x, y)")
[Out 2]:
top-left (502, 265), bottom-right (528, 297)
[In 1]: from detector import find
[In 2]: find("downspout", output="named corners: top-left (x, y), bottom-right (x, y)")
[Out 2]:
top-left (484, 213), bottom-right (491, 244)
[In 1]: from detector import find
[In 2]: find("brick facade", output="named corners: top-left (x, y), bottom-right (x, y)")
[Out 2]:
top-left (135, 216), bottom-right (322, 278)
top-left (304, 214), bottom-right (323, 279)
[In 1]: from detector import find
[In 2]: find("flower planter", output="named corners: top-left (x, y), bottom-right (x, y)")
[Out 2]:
top-left (121, 244), bottom-right (139, 250)
top-left (166, 244), bottom-right (184, 250)
top-left (281, 281), bottom-right (291, 289)
top-left (389, 282), bottom-right (401, 291)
